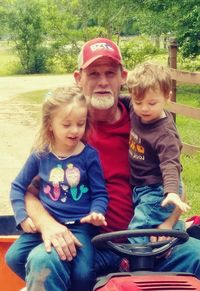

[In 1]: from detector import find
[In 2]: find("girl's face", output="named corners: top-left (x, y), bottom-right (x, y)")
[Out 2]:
top-left (132, 87), bottom-right (169, 124)
top-left (50, 103), bottom-right (87, 152)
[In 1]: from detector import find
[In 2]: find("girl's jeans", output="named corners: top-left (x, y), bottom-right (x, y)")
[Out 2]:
top-left (5, 224), bottom-right (96, 291)
top-left (128, 183), bottom-right (185, 243)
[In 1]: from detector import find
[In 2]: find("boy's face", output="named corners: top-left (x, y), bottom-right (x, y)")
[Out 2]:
top-left (131, 87), bottom-right (170, 124)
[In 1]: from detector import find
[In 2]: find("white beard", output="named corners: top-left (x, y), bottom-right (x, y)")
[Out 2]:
top-left (90, 95), bottom-right (114, 110)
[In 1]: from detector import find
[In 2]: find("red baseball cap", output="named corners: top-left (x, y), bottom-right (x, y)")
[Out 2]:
top-left (78, 38), bottom-right (123, 69)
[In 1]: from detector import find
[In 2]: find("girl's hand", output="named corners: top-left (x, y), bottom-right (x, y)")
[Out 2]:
top-left (20, 217), bottom-right (37, 233)
top-left (80, 212), bottom-right (107, 226)
top-left (161, 192), bottom-right (190, 212)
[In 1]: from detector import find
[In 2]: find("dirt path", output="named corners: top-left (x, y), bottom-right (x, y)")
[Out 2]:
top-left (0, 74), bottom-right (74, 215)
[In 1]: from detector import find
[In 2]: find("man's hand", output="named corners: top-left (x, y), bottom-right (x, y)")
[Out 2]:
top-left (25, 191), bottom-right (82, 261)
top-left (161, 192), bottom-right (190, 212)
top-left (80, 212), bottom-right (107, 226)
top-left (20, 217), bottom-right (37, 233)
top-left (40, 221), bottom-right (82, 261)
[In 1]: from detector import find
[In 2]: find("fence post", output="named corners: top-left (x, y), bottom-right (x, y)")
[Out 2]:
top-left (168, 37), bottom-right (178, 121)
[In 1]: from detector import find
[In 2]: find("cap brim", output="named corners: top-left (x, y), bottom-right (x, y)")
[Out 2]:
top-left (81, 55), bottom-right (122, 69)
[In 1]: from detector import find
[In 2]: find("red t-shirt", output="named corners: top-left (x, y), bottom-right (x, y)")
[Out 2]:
top-left (88, 101), bottom-right (134, 233)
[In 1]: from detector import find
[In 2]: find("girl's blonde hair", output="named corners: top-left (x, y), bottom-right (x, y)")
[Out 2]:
top-left (32, 86), bottom-right (89, 154)
top-left (127, 62), bottom-right (172, 100)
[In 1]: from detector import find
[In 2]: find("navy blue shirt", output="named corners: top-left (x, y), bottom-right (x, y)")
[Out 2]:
top-left (10, 144), bottom-right (108, 226)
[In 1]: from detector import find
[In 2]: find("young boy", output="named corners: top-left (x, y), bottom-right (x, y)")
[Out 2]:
top-left (127, 62), bottom-right (190, 243)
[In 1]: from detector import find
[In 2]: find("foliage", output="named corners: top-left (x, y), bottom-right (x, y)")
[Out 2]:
top-left (1, 0), bottom-right (200, 74)
top-left (178, 55), bottom-right (200, 72)
top-left (0, 2), bottom-right (9, 39)
top-left (177, 2), bottom-right (200, 58)
top-left (120, 36), bottom-right (160, 70)
top-left (5, 0), bottom-right (49, 73)
top-left (130, 0), bottom-right (200, 57)
top-left (0, 41), bottom-right (22, 75)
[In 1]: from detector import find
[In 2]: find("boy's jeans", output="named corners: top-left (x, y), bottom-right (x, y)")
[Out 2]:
top-left (128, 184), bottom-right (184, 243)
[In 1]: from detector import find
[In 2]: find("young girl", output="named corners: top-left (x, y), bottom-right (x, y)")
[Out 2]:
top-left (6, 86), bottom-right (108, 291)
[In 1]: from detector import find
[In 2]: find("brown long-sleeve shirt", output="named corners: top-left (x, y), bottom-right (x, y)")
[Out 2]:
top-left (129, 107), bottom-right (182, 194)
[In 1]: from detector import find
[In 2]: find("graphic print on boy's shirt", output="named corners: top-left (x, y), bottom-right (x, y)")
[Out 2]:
top-left (129, 129), bottom-right (145, 161)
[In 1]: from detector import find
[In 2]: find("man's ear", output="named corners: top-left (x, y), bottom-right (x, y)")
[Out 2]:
top-left (74, 70), bottom-right (82, 87)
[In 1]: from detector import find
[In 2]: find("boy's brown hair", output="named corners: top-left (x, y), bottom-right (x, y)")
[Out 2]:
top-left (127, 62), bottom-right (172, 101)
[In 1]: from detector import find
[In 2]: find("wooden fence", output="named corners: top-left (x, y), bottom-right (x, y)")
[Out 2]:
top-left (168, 38), bottom-right (200, 155)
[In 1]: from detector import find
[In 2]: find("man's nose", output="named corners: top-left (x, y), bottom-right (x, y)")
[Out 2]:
top-left (98, 74), bottom-right (109, 87)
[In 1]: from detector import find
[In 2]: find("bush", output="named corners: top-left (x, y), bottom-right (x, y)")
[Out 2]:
top-left (120, 36), bottom-right (161, 70)
top-left (19, 46), bottom-right (50, 74)
top-left (178, 54), bottom-right (200, 72)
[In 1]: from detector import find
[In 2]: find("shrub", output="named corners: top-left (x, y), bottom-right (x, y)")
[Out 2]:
top-left (120, 35), bottom-right (161, 70)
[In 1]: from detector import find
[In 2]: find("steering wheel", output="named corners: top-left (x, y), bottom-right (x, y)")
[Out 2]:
top-left (92, 229), bottom-right (189, 271)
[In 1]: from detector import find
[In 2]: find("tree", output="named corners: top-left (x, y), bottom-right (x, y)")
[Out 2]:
top-left (132, 0), bottom-right (200, 57)
top-left (6, 0), bottom-right (49, 73)
top-left (177, 2), bottom-right (200, 58)
top-left (0, 1), bottom-right (10, 39)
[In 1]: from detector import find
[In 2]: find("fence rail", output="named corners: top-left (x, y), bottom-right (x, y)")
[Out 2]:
top-left (168, 39), bottom-right (200, 155)
top-left (169, 68), bottom-right (200, 85)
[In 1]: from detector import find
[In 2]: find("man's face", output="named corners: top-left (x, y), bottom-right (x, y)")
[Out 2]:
top-left (74, 57), bottom-right (127, 110)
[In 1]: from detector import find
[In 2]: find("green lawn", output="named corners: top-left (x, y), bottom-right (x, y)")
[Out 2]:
top-left (176, 84), bottom-right (200, 146)
top-left (175, 84), bottom-right (200, 218)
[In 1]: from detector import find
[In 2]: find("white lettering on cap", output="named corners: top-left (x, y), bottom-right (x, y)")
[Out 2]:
top-left (90, 43), bottom-right (114, 51)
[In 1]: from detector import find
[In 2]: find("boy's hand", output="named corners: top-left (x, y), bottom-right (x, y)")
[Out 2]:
top-left (20, 217), bottom-right (37, 233)
top-left (161, 192), bottom-right (191, 212)
top-left (80, 212), bottom-right (107, 226)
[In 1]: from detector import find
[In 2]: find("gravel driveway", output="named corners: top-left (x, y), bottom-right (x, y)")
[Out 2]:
top-left (0, 74), bottom-right (74, 215)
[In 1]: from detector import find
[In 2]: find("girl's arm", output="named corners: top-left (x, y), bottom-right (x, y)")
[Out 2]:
top-left (10, 153), bottom-right (39, 227)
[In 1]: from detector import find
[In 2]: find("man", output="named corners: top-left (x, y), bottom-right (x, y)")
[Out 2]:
top-left (7, 38), bottom-right (200, 290)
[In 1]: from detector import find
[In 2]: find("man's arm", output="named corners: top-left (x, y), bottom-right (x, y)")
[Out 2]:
top-left (160, 182), bottom-right (189, 228)
top-left (25, 190), bottom-right (82, 260)
top-left (158, 206), bottom-right (182, 230)
top-left (150, 206), bottom-right (182, 243)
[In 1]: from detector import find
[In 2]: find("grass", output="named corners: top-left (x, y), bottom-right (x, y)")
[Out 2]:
top-left (175, 84), bottom-right (200, 218)
top-left (181, 153), bottom-right (200, 218)
top-left (14, 90), bottom-right (47, 104)
top-left (13, 90), bottom-right (48, 123)
top-left (176, 84), bottom-right (200, 146)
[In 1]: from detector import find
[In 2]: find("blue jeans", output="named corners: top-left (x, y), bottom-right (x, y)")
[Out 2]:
top-left (5, 235), bottom-right (200, 289)
top-left (128, 184), bottom-right (184, 243)
top-left (5, 224), bottom-right (96, 291)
